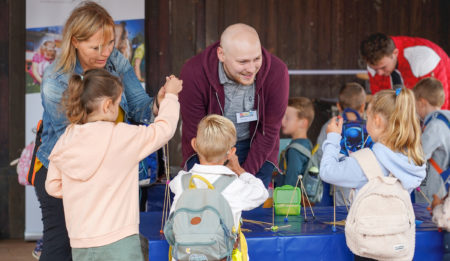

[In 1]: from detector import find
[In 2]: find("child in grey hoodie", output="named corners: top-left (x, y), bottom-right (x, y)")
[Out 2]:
top-left (413, 77), bottom-right (450, 203)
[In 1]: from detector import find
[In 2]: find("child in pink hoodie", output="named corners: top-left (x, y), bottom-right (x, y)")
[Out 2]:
top-left (45, 68), bottom-right (182, 260)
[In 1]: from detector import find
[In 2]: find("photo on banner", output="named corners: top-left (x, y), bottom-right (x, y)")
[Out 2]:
top-left (25, 26), bottom-right (60, 93)
top-left (25, 19), bottom-right (145, 94)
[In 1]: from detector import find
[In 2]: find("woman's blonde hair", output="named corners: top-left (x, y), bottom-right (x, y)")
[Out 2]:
top-left (195, 115), bottom-right (237, 163)
top-left (56, 1), bottom-right (115, 73)
top-left (369, 88), bottom-right (424, 166)
top-left (62, 68), bottom-right (123, 124)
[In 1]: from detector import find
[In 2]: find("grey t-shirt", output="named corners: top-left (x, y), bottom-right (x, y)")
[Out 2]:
top-left (218, 62), bottom-right (255, 141)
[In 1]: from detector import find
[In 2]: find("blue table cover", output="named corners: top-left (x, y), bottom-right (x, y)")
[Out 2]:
top-left (140, 203), bottom-right (443, 260)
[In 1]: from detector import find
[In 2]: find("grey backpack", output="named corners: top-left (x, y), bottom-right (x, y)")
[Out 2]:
top-left (281, 142), bottom-right (323, 203)
top-left (164, 173), bottom-right (237, 261)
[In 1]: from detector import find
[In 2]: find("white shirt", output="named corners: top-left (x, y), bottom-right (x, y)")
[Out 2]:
top-left (169, 164), bottom-right (269, 229)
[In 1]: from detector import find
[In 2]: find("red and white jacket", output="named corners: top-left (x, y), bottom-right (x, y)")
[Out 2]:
top-left (367, 36), bottom-right (450, 109)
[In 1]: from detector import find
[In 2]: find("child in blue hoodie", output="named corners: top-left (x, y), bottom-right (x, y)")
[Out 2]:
top-left (320, 88), bottom-right (426, 261)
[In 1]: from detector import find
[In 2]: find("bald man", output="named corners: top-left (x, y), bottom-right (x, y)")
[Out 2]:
top-left (179, 23), bottom-right (289, 187)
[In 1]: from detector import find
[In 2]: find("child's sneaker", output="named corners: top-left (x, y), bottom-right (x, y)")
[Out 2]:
top-left (32, 238), bottom-right (43, 260)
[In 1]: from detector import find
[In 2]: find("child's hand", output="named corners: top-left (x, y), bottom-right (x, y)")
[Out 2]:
top-left (152, 86), bottom-right (166, 115)
top-left (431, 194), bottom-right (444, 212)
top-left (326, 116), bottom-right (343, 134)
top-left (226, 150), bottom-right (245, 176)
top-left (164, 75), bottom-right (183, 96)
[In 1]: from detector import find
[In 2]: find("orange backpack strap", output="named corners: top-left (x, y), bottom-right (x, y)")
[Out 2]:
top-left (429, 158), bottom-right (444, 174)
top-left (27, 120), bottom-right (43, 185)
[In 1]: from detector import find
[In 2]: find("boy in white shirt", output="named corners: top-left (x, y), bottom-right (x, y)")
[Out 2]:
top-left (169, 114), bottom-right (268, 260)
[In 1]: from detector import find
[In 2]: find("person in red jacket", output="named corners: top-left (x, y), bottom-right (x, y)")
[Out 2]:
top-left (179, 23), bottom-right (289, 187)
top-left (360, 33), bottom-right (449, 109)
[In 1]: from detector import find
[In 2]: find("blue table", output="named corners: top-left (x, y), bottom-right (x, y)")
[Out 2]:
top-left (140, 204), bottom-right (443, 260)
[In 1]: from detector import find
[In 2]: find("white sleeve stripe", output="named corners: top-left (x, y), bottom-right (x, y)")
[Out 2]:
top-left (404, 46), bottom-right (441, 77)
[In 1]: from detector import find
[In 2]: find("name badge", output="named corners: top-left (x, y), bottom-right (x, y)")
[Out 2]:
top-left (236, 110), bottom-right (258, 123)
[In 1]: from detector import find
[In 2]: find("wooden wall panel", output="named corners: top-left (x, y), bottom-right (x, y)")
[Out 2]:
top-left (0, 0), bottom-right (25, 239)
top-left (0, 0), bottom-right (10, 166)
top-left (0, 0), bottom-right (25, 166)
top-left (146, 0), bottom-right (449, 166)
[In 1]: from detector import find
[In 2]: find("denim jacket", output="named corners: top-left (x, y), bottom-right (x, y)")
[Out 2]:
top-left (37, 48), bottom-right (154, 168)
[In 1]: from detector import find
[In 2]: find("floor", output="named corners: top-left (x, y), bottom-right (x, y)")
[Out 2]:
top-left (0, 239), bottom-right (37, 261)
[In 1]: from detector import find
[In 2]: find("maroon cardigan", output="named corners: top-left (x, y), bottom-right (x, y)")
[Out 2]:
top-left (179, 41), bottom-right (289, 174)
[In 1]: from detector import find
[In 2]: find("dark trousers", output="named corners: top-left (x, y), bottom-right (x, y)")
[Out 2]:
top-left (34, 166), bottom-right (72, 261)
top-left (186, 139), bottom-right (274, 188)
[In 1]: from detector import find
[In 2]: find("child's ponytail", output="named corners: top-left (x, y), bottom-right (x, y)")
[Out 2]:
top-left (61, 69), bottom-right (123, 124)
top-left (370, 88), bottom-right (424, 166)
top-left (63, 74), bottom-right (89, 124)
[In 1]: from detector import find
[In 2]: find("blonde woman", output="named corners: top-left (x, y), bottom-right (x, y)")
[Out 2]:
top-left (35, 2), bottom-right (163, 260)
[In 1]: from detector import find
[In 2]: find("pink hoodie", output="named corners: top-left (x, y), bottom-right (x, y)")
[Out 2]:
top-left (45, 93), bottom-right (179, 248)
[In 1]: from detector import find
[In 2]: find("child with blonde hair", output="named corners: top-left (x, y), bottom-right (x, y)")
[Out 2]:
top-left (45, 68), bottom-right (181, 261)
top-left (320, 88), bottom-right (426, 260)
top-left (28, 40), bottom-right (56, 85)
top-left (167, 114), bottom-right (268, 261)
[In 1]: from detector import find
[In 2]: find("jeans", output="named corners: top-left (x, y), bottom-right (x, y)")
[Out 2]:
top-left (186, 139), bottom-right (274, 188)
top-left (34, 166), bottom-right (72, 261)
